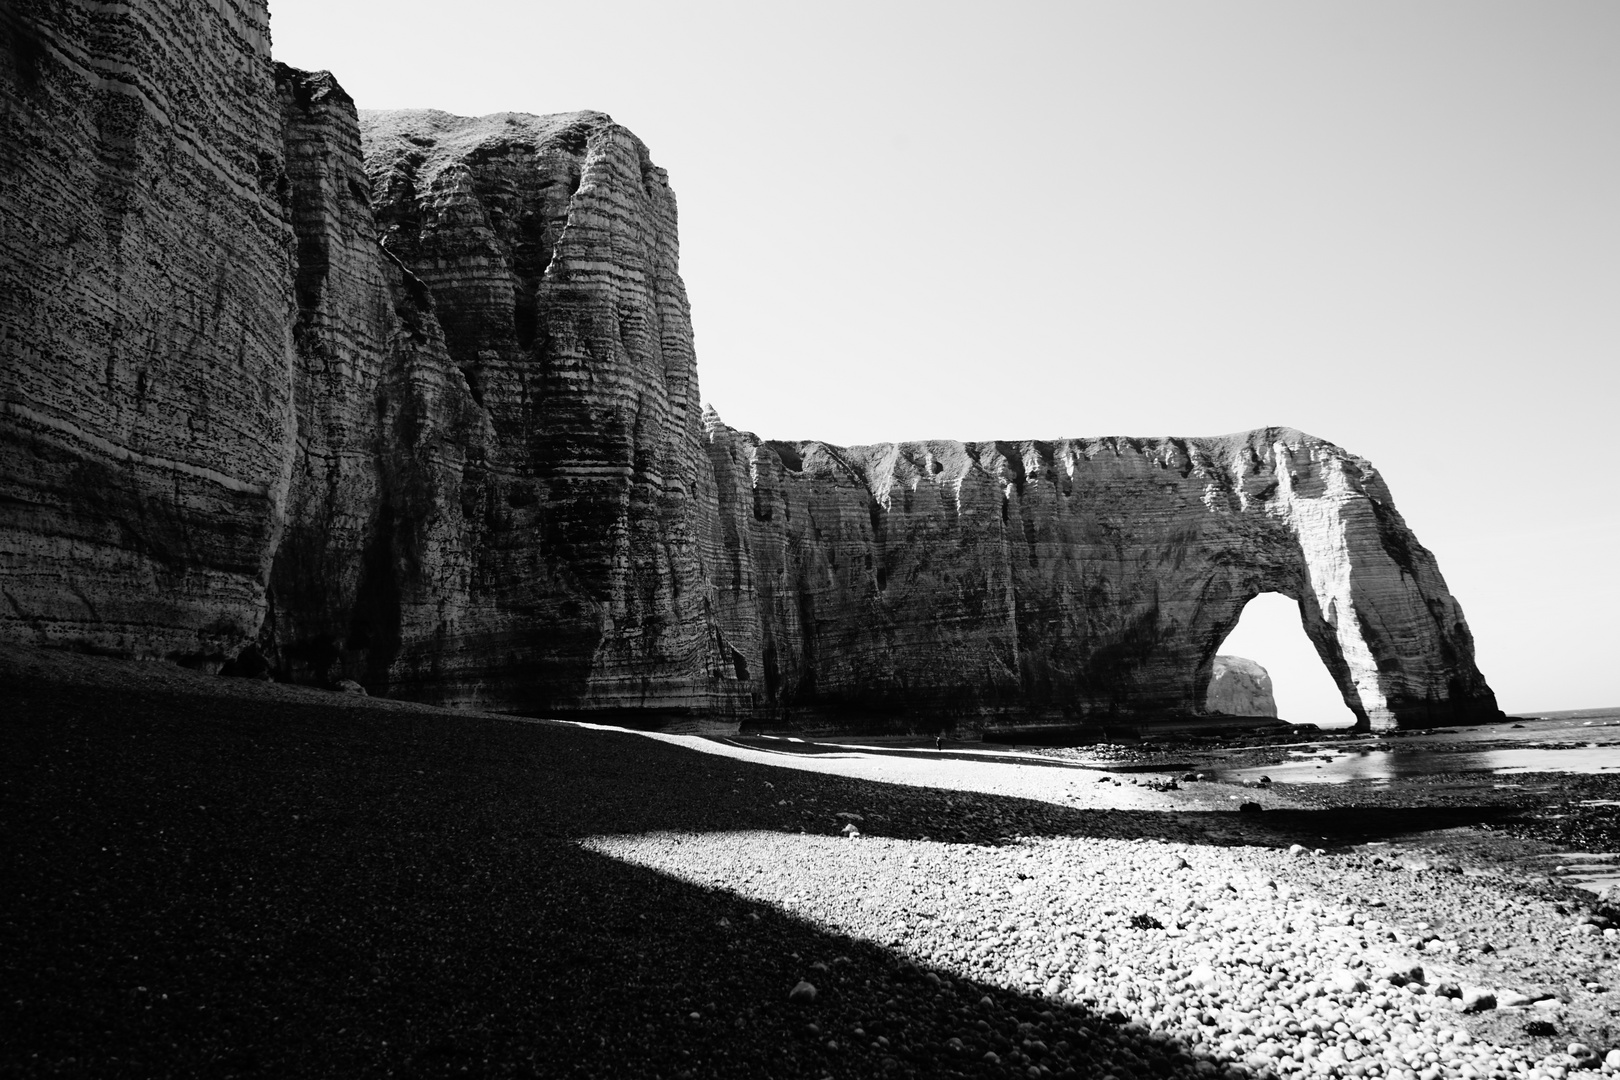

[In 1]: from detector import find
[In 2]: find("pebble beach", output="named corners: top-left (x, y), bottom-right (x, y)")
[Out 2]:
top-left (3, 643), bottom-right (1616, 1079)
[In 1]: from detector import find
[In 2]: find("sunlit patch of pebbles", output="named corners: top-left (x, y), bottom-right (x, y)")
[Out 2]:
top-left (935, 845), bottom-right (1510, 1079)
top-left (587, 829), bottom-right (1610, 1078)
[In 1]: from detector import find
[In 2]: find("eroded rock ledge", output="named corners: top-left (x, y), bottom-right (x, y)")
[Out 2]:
top-left (0, 0), bottom-right (1502, 733)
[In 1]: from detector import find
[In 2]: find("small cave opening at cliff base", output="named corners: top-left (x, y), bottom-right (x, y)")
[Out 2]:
top-left (1211, 592), bottom-right (1359, 730)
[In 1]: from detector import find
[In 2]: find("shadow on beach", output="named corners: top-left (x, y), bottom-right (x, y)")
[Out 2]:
top-left (0, 654), bottom-right (1517, 1077)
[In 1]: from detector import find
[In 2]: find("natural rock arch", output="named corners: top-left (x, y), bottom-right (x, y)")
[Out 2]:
top-left (1171, 442), bottom-right (1491, 733)
top-left (705, 423), bottom-right (1500, 734)
top-left (0, 4), bottom-right (1501, 733)
top-left (1194, 581), bottom-right (1384, 733)
top-left (1203, 593), bottom-right (1362, 727)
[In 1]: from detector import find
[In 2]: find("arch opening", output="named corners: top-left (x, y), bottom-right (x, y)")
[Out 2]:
top-left (1208, 592), bottom-right (1359, 730)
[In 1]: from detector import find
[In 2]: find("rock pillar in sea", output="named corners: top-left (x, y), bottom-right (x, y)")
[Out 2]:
top-left (1204, 656), bottom-right (1278, 718)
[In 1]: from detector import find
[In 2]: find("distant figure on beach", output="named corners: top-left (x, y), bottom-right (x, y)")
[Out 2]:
top-left (935, 735), bottom-right (943, 752)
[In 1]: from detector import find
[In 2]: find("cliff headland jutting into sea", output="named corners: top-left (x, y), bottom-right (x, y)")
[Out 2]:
top-left (0, 0), bottom-right (1502, 733)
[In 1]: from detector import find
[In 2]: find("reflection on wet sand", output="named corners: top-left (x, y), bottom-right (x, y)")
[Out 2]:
top-left (1184, 709), bottom-right (1620, 784)
top-left (1218, 744), bottom-right (1620, 785)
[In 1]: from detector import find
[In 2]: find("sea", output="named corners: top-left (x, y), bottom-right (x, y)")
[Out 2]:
top-left (1214, 707), bottom-right (1620, 785)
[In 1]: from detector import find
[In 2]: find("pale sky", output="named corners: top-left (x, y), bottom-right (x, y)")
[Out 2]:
top-left (269, 0), bottom-right (1618, 716)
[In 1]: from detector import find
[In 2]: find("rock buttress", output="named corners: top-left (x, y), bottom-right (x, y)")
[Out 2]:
top-left (262, 67), bottom-right (496, 697)
top-left (359, 110), bottom-right (749, 719)
top-left (706, 423), bottom-right (1500, 733)
top-left (0, 0), bottom-right (296, 663)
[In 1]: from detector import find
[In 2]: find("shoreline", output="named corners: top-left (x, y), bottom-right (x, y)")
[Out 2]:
top-left (3, 643), bottom-right (1616, 1078)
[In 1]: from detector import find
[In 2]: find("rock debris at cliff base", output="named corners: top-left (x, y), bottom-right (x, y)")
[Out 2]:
top-left (0, 0), bottom-right (1502, 732)
top-left (0, 644), bottom-right (1611, 1080)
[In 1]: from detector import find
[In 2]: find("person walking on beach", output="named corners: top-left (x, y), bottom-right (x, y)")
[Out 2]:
top-left (935, 734), bottom-right (943, 752)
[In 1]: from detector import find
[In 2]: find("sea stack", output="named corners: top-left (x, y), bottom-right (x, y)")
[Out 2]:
top-left (1205, 656), bottom-right (1278, 719)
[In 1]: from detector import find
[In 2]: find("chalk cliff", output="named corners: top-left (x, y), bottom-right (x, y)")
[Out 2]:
top-left (0, 0), bottom-right (1503, 732)
top-left (355, 107), bottom-right (748, 717)
top-left (1205, 656), bottom-right (1277, 719)
top-left (0, 0), bottom-right (296, 661)
top-left (262, 66), bottom-right (495, 695)
top-left (701, 422), bottom-right (1499, 733)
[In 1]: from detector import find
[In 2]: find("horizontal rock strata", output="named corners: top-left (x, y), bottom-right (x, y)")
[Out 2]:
top-left (703, 422), bottom-right (1500, 733)
top-left (356, 107), bottom-right (745, 717)
top-left (0, 0), bottom-right (1503, 731)
top-left (262, 66), bottom-right (495, 696)
top-left (0, 0), bottom-right (296, 662)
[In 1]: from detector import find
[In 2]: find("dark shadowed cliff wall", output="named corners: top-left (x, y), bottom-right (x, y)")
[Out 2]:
top-left (0, 0), bottom-right (296, 662)
top-left (263, 67), bottom-right (495, 698)
top-left (0, 1), bottom-right (1502, 732)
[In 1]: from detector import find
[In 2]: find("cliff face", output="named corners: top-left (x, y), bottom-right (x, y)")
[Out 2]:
top-left (0, 0), bottom-right (1502, 732)
top-left (261, 68), bottom-right (494, 695)
top-left (0, 4), bottom-right (499, 693)
top-left (703, 423), bottom-right (1500, 733)
top-left (356, 109), bottom-right (749, 717)
top-left (1205, 656), bottom-right (1277, 719)
top-left (0, 0), bottom-right (296, 662)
